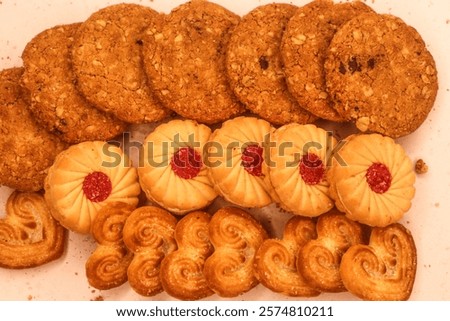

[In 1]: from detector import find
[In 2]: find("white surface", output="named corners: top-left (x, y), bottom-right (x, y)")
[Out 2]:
top-left (0, 0), bottom-right (449, 301)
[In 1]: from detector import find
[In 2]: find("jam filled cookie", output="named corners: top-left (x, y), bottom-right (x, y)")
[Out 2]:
top-left (226, 3), bottom-right (316, 125)
top-left (160, 211), bottom-right (214, 300)
top-left (204, 207), bottom-right (268, 297)
top-left (328, 134), bottom-right (415, 227)
top-left (71, 4), bottom-right (170, 123)
top-left (0, 191), bottom-right (66, 269)
top-left (21, 23), bottom-right (127, 144)
top-left (281, 0), bottom-right (373, 121)
top-left (138, 119), bottom-right (217, 214)
top-left (142, 0), bottom-right (244, 124)
top-left (85, 202), bottom-right (135, 290)
top-left (207, 116), bottom-right (277, 208)
top-left (123, 206), bottom-right (178, 297)
top-left (297, 209), bottom-right (364, 292)
top-left (254, 216), bottom-right (320, 297)
top-left (44, 141), bottom-right (141, 234)
top-left (269, 124), bottom-right (337, 216)
top-left (340, 223), bottom-right (417, 301)
top-left (325, 12), bottom-right (438, 137)
top-left (0, 67), bottom-right (67, 192)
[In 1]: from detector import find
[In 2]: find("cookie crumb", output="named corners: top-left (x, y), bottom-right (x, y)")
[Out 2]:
top-left (27, 295), bottom-right (33, 301)
top-left (91, 295), bottom-right (104, 301)
top-left (415, 159), bottom-right (428, 174)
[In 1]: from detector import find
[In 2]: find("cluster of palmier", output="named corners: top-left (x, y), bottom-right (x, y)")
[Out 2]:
top-left (255, 209), bottom-right (417, 301)
top-left (84, 204), bottom-right (417, 301)
top-left (85, 205), bottom-right (268, 300)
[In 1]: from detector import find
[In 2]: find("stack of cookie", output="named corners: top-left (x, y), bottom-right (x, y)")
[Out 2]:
top-left (0, 0), bottom-right (438, 301)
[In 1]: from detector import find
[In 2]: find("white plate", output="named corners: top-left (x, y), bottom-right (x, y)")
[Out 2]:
top-left (0, 0), bottom-right (449, 301)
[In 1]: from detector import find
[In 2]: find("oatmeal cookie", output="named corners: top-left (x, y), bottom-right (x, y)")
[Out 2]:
top-left (71, 4), bottom-right (170, 124)
top-left (0, 67), bottom-right (67, 192)
top-left (21, 23), bottom-right (127, 143)
top-left (281, 0), bottom-right (374, 121)
top-left (325, 12), bottom-right (438, 137)
top-left (142, 0), bottom-right (244, 124)
top-left (226, 3), bottom-right (315, 125)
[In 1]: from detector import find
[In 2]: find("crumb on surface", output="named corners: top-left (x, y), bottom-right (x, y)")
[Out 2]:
top-left (27, 295), bottom-right (33, 301)
top-left (91, 295), bottom-right (104, 301)
top-left (415, 159), bottom-right (428, 174)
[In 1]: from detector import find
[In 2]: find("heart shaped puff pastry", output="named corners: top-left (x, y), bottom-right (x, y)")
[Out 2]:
top-left (0, 191), bottom-right (66, 269)
top-left (340, 223), bottom-right (417, 300)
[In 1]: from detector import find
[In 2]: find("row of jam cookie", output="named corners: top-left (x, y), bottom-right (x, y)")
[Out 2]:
top-left (42, 116), bottom-right (416, 235)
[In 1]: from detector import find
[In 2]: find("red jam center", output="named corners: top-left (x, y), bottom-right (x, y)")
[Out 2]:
top-left (299, 153), bottom-right (325, 185)
top-left (241, 144), bottom-right (264, 177)
top-left (366, 163), bottom-right (392, 194)
top-left (170, 147), bottom-right (202, 179)
top-left (82, 171), bottom-right (112, 202)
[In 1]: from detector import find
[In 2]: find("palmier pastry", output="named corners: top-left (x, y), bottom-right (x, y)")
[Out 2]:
top-left (207, 116), bottom-right (277, 208)
top-left (44, 141), bottom-right (141, 234)
top-left (123, 206), bottom-right (177, 296)
top-left (328, 134), bottom-right (415, 227)
top-left (297, 209), bottom-right (364, 292)
top-left (254, 216), bottom-right (320, 297)
top-left (160, 211), bottom-right (214, 300)
top-left (85, 202), bottom-right (135, 290)
top-left (340, 223), bottom-right (417, 301)
top-left (269, 124), bottom-right (337, 216)
top-left (138, 119), bottom-right (217, 214)
top-left (0, 191), bottom-right (66, 269)
top-left (204, 207), bottom-right (268, 297)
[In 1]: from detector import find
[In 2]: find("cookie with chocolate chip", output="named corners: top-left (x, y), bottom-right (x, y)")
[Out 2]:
top-left (226, 3), bottom-right (316, 125)
top-left (324, 12), bottom-right (438, 138)
top-left (142, 0), bottom-right (244, 124)
top-left (71, 4), bottom-right (170, 124)
top-left (281, 0), bottom-right (374, 122)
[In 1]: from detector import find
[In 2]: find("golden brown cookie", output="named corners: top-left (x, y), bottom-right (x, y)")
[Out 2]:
top-left (85, 202), bottom-right (135, 290)
top-left (226, 3), bottom-right (316, 125)
top-left (160, 211), bottom-right (214, 300)
top-left (324, 12), bottom-right (438, 137)
top-left (281, 0), bottom-right (374, 121)
top-left (207, 116), bottom-right (277, 208)
top-left (123, 206), bottom-right (178, 297)
top-left (71, 4), bottom-right (170, 124)
top-left (328, 134), bottom-right (415, 227)
top-left (269, 123), bottom-right (337, 216)
top-left (340, 223), bottom-right (417, 301)
top-left (297, 209), bottom-right (364, 292)
top-left (44, 141), bottom-right (141, 234)
top-left (254, 216), bottom-right (320, 297)
top-left (142, 0), bottom-right (244, 124)
top-left (0, 191), bottom-right (66, 269)
top-left (138, 119), bottom-right (217, 214)
top-left (204, 207), bottom-right (268, 297)
top-left (0, 67), bottom-right (67, 192)
top-left (21, 23), bottom-right (127, 144)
